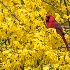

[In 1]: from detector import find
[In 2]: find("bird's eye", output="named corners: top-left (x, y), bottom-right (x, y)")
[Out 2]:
top-left (46, 16), bottom-right (50, 22)
top-left (46, 16), bottom-right (50, 19)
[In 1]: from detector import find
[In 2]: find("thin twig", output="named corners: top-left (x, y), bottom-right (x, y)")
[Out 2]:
top-left (64, 0), bottom-right (70, 29)
top-left (61, 26), bottom-right (69, 28)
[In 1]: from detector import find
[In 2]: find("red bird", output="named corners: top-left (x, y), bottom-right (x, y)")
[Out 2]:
top-left (45, 14), bottom-right (69, 51)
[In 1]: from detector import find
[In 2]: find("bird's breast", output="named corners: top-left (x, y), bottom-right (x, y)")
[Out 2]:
top-left (46, 22), bottom-right (56, 28)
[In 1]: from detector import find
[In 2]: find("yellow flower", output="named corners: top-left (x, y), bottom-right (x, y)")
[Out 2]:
top-left (55, 13), bottom-right (61, 22)
top-left (43, 65), bottom-right (50, 70)
top-left (54, 64), bottom-right (59, 70)
top-left (57, 0), bottom-right (60, 3)
top-left (63, 14), bottom-right (69, 19)
top-left (65, 52), bottom-right (70, 64)
top-left (69, 15), bottom-right (70, 19)
top-left (60, 18), bottom-right (64, 23)
top-left (61, 5), bottom-right (67, 12)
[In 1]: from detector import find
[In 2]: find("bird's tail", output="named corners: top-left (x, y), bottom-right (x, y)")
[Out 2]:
top-left (62, 36), bottom-right (69, 50)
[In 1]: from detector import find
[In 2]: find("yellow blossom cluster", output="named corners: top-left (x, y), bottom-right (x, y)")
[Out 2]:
top-left (0, 0), bottom-right (70, 70)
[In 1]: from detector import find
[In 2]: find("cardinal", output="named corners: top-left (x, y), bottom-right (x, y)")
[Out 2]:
top-left (45, 14), bottom-right (69, 51)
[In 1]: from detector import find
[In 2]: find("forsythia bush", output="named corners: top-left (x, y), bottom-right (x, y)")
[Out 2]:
top-left (0, 0), bottom-right (70, 70)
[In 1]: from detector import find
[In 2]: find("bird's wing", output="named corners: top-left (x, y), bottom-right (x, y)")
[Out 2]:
top-left (54, 21), bottom-right (64, 36)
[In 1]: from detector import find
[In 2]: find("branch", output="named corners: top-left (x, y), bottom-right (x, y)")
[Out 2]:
top-left (64, 0), bottom-right (70, 29)
top-left (61, 26), bottom-right (69, 28)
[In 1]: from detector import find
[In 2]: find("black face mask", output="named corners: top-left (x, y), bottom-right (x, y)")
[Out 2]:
top-left (46, 16), bottom-right (50, 22)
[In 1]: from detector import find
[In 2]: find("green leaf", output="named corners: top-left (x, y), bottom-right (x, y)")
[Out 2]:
top-left (0, 42), bottom-right (3, 45)
top-left (68, 28), bottom-right (70, 32)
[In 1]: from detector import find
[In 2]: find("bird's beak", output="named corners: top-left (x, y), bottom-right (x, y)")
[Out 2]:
top-left (45, 17), bottom-right (48, 20)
